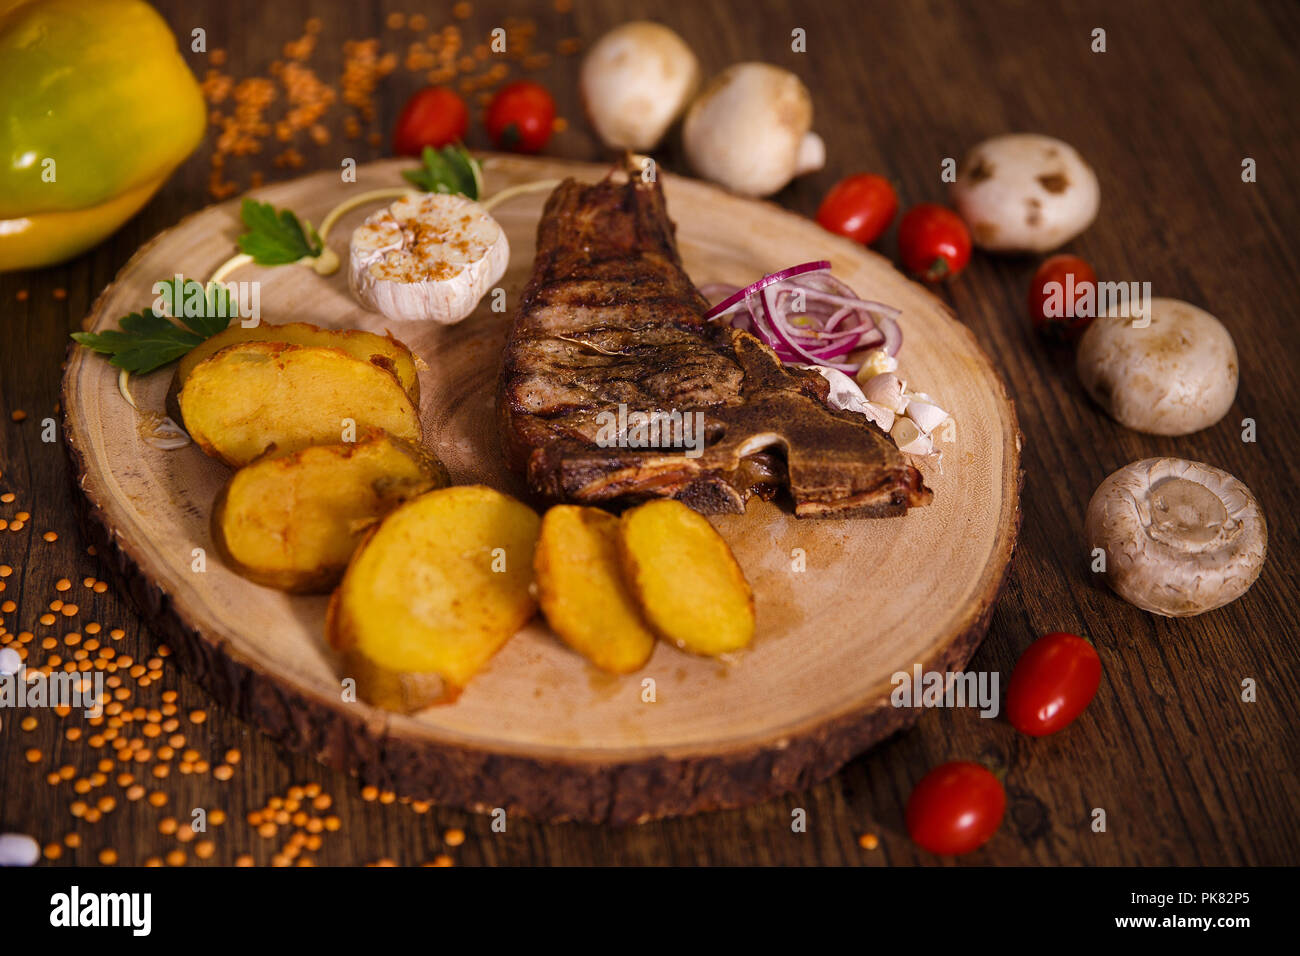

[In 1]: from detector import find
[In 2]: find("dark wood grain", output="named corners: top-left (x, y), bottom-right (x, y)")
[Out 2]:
top-left (2, 0), bottom-right (1297, 866)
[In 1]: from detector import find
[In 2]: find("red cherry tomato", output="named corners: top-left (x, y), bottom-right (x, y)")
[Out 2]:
top-left (905, 761), bottom-right (1006, 856)
top-left (897, 203), bottom-right (971, 281)
top-left (485, 81), bottom-right (556, 154)
top-left (1027, 255), bottom-right (1098, 343)
top-left (816, 174), bottom-right (899, 245)
top-left (392, 87), bottom-right (469, 156)
top-left (1006, 631), bottom-right (1102, 736)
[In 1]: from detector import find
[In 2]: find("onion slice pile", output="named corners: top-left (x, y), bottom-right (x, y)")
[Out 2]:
top-left (703, 261), bottom-right (901, 374)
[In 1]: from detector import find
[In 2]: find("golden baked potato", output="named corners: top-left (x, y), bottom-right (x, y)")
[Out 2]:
top-left (618, 499), bottom-right (754, 656)
top-left (327, 485), bottom-right (541, 712)
top-left (176, 321), bottom-right (420, 404)
top-left (534, 505), bottom-right (656, 673)
top-left (177, 342), bottom-right (421, 467)
top-left (212, 430), bottom-right (448, 593)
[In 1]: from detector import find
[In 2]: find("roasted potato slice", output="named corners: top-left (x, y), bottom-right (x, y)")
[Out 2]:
top-left (176, 321), bottom-right (420, 404)
top-left (618, 499), bottom-right (754, 656)
top-left (212, 430), bottom-right (448, 593)
top-left (327, 485), bottom-right (541, 712)
top-left (535, 505), bottom-right (656, 673)
top-left (178, 342), bottom-right (421, 467)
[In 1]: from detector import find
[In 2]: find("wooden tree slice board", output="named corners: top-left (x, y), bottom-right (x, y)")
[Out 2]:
top-left (63, 156), bottom-right (1021, 824)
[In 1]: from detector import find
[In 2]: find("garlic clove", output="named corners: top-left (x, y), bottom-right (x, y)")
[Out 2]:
top-left (864, 403), bottom-right (895, 433)
top-left (891, 416), bottom-right (934, 455)
top-left (905, 397), bottom-right (950, 435)
top-left (797, 363), bottom-right (895, 432)
top-left (861, 372), bottom-right (908, 413)
top-left (854, 348), bottom-right (898, 382)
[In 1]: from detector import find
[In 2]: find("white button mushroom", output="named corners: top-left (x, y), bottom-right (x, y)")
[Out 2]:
top-left (580, 22), bottom-right (700, 151)
top-left (951, 134), bottom-right (1100, 252)
top-left (1076, 297), bottom-right (1238, 435)
top-left (1085, 458), bottom-right (1266, 617)
top-left (349, 192), bottom-right (508, 325)
top-left (682, 63), bottom-right (825, 197)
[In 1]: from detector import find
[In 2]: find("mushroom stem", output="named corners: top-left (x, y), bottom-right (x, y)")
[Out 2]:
top-left (795, 132), bottom-right (826, 176)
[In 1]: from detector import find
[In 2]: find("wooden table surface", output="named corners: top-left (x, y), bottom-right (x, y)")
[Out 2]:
top-left (2, 0), bottom-right (1297, 867)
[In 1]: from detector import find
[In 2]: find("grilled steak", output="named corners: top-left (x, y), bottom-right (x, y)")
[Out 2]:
top-left (497, 166), bottom-right (932, 517)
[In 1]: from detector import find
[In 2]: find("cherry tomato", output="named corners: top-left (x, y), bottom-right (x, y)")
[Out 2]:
top-left (897, 203), bottom-right (971, 281)
top-left (392, 87), bottom-right (469, 156)
top-left (485, 81), bottom-right (556, 154)
top-left (1027, 255), bottom-right (1098, 343)
top-left (905, 761), bottom-right (1006, 856)
top-left (816, 174), bottom-right (899, 245)
top-left (1006, 631), bottom-right (1102, 736)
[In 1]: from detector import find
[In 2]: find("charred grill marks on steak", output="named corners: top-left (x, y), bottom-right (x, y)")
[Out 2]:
top-left (498, 167), bottom-right (932, 518)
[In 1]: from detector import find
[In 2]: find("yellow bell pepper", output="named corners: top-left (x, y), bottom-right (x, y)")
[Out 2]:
top-left (0, 0), bottom-right (205, 271)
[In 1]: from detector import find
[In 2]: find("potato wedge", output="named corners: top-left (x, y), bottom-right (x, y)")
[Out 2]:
top-left (178, 342), bottom-right (421, 467)
top-left (618, 499), bottom-right (754, 656)
top-left (176, 321), bottom-right (420, 404)
top-left (212, 430), bottom-right (448, 593)
top-left (327, 485), bottom-right (541, 712)
top-left (535, 506), bottom-right (656, 673)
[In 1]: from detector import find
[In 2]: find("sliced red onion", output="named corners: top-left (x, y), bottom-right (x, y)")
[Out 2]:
top-left (760, 286), bottom-right (857, 373)
top-left (704, 260), bottom-right (830, 320)
top-left (702, 261), bottom-right (903, 372)
top-left (879, 315), bottom-right (903, 356)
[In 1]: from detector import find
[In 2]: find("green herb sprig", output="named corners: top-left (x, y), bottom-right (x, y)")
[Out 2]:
top-left (71, 277), bottom-right (235, 375)
top-left (236, 199), bottom-right (324, 265)
top-left (402, 144), bottom-right (483, 199)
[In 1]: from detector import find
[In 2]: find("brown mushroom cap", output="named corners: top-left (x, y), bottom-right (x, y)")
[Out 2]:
top-left (1085, 458), bottom-right (1267, 617)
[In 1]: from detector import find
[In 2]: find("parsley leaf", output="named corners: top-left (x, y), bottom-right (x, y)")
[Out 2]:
top-left (153, 277), bottom-right (236, 338)
top-left (71, 276), bottom-right (236, 375)
top-left (402, 144), bottom-right (483, 199)
top-left (236, 198), bottom-right (324, 265)
top-left (72, 311), bottom-right (204, 375)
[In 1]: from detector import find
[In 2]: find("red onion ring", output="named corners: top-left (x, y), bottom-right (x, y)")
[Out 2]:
top-left (703, 262), bottom-right (903, 373)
